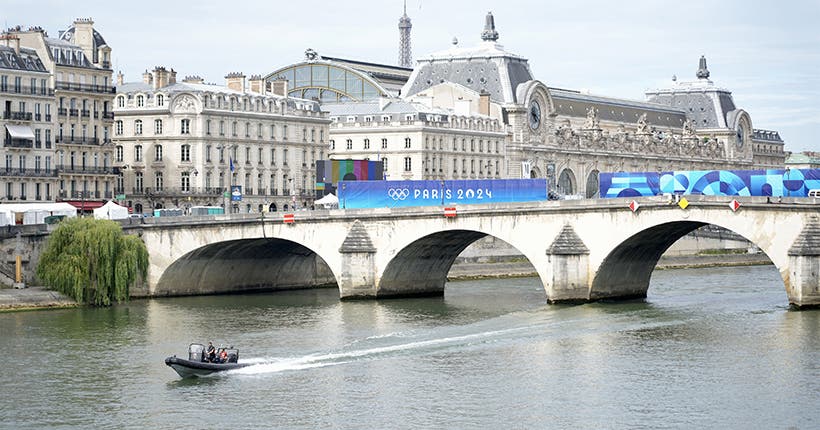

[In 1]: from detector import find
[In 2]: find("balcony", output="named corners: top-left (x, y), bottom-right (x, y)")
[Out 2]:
top-left (69, 108), bottom-right (79, 117)
top-left (58, 108), bottom-right (68, 116)
top-left (57, 190), bottom-right (114, 200)
top-left (55, 136), bottom-right (101, 146)
top-left (81, 110), bottom-right (90, 118)
top-left (45, 114), bottom-right (52, 121)
top-left (0, 85), bottom-right (53, 96)
top-left (129, 187), bottom-right (222, 197)
top-left (55, 81), bottom-right (116, 94)
top-left (56, 165), bottom-right (117, 175)
top-left (3, 138), bottom-right (33, 148)
top-left (0, 167), bottom-right (59, 178)
top-left (101, 112), bottom-right (114, 120)
top-left (3, 111), bottom-right (33, 121)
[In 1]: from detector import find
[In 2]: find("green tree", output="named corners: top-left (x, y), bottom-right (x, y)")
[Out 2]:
top-left (36, 217), bottom-right (148, 306)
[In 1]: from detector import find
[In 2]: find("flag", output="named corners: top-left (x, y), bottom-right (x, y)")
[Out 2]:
top-left (229, 157), bottom-right (234, 172)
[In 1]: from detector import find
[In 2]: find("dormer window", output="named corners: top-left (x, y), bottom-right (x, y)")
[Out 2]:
top-left (156, 94), bottom-right (164, 106)
top-left (346, 116), bottom-right (356, 123)
top-left (382, 115), bottom-right (391, 122)
top-left (136, 95), bottom-right (144, 107)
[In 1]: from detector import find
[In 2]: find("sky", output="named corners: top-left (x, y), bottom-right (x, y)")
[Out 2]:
top-left (4, 0), bottom-right (819, 153)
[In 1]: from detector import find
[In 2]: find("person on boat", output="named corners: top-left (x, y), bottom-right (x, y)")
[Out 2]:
top-left (219, 348), bottom-right (228, 363)
top-left (206, 342), bottom-right (216, 362)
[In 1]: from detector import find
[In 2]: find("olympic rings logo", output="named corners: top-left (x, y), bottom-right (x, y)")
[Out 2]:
top-left (388, 188), bottom-right (410, 200)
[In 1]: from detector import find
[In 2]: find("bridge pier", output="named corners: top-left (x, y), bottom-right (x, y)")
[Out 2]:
top-left (787, 218), bottom-right (820, 309)
top-left (338, 221), bottom-right (378, 299)
top-left (545, 225), bottom-right (591, 303)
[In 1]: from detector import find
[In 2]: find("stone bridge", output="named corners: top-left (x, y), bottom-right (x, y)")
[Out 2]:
top-left (128, 195), bottom-right (820, 309)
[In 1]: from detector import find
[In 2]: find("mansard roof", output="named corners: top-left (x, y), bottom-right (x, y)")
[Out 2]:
top-left (0, 45), bottom-right (47, 73)
top-left (402, 13), bottom-right (533, 105)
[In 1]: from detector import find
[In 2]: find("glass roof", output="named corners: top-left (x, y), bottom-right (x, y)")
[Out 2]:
top-left (267, 63), bottom-right (387, 102)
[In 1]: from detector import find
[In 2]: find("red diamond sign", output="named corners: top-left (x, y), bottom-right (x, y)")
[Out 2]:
top-left (729, 199), bottom-right (741, 212)
top-left (629, 200), bottom-right (640, 212)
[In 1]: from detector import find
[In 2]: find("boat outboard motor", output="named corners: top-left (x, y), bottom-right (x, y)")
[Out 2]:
top-left (188, 344), bottom-right (206, 362)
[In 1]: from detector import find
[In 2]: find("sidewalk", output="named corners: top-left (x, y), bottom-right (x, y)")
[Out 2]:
top-left (0, 287), bottom-right (76, 311)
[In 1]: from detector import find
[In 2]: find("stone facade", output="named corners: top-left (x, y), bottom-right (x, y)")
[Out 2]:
top-left (4, 19), bottom-right (116, 210)
top-left (325, 98), bottom-right (506, 181)
top-left (398, 13), bottom-right (787, 197)
top-left (113, 67), bottom-right (330, 214)
top-left (0, 35), bottom-right (56, 202)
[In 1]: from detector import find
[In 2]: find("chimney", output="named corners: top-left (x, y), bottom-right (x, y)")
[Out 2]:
top-left (0, 34), bottom-right (21, 54)
top-left (116, 71), bottom-right (124, 86)
top-left (153, 66), bottom-right (168, 90)
top-left (479, 91), bottom-right (490, 116)
top-left (271, 78), bottom-right (288, 96)
top-left (248, 75), bottom-right (264, 94)
top-left (142, 70), bottom-right (153, 85)
top-left (182, 75), bottom-right (205, 84)
top-left (225, 72), bottom-right (246, 92)
top-left (72, 18), bottom-right (95, 64)
top-left (168, 68), bottom-right (177, 85)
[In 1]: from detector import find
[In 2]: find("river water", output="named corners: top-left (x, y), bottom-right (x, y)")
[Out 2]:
top-left (1, 265), bottom-right (817, 429)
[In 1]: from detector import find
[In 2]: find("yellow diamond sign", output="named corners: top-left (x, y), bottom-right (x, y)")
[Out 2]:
top-left (678, 197), bottom-right (689, 209)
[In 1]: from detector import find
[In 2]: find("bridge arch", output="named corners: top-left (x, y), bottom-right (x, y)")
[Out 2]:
top-left (376, 229), bottom-right (539, 298)
top-left (590, 220), bottom-right (781, 301)
top-left (155, 237), bottom-right (338, 296)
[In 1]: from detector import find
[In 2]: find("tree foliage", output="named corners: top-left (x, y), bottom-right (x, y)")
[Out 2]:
top-left (36, 217), bottom-right (148, 306)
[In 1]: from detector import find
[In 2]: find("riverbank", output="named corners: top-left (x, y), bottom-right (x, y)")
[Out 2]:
top-left (0, 287), bottom-right (77, 312)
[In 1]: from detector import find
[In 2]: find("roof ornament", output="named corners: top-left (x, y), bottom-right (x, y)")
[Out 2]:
top-left (452, 37), bottom-right (458, 45)
top-left (305, 48), bottom-right (319, 62)
top-left (481, 11), bottom-right (499, 42)
top-left (696, 55), bottom-right (710, 79)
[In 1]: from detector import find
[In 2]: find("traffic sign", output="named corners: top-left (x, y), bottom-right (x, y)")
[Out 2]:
top-left (283, 213), bottom-right (295, 224)
top-left (628, 200), bottom-right (640, 213)
top-left (678, 197), bottom-right (689, 209)
top-left (729, 199), bottom-right (741, 212)
top-left (115, 194), bottom-right (126, 201)
top-left (444, 207), bottom-right (457, 218)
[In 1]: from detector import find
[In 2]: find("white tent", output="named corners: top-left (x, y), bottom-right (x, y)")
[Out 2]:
top-left (94, 201), bottom-right (129, 220)
top-left (314, 193), bottom-right (339, 207)
top-left (0, 203), bottom-right (77, 226)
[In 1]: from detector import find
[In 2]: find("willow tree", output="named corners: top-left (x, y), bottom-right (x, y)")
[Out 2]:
top-left (37, 217), bottom-right (148, 306)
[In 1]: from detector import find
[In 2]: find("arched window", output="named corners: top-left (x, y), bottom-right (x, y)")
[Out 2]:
top-left (586, 170), bottom-right (600, 198)
top-left (116, 96), bottom-right (125, 108)
top-left (136, 95), bottom-right (144, 107)
top-left (156, 94), bottom-right (164, 106)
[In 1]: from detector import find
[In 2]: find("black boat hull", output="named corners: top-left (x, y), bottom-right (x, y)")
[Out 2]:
top-left (165, 356), bottom-right (252, 378)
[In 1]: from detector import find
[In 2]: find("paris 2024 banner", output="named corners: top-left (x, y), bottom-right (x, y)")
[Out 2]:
top-left (338, 179), bottom-right (547, 209)
top-left (599, 169), bottom-right (820, 198)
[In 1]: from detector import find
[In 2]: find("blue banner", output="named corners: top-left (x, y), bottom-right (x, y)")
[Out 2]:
top-left (600, 169), bottom-right (820, 198)
top-left (230, 185), bottom-right (243, 201)
top-left (338, 179), bottom-right (547, 209)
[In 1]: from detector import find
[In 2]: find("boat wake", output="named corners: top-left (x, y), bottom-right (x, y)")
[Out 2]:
top-left (232, 325), bottom-right (530, 377)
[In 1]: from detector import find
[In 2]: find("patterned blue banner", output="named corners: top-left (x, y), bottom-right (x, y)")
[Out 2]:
top-left (600, 169), bottom-right (820, 198)
top-left (338, 179), bottom-right (547, 209)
